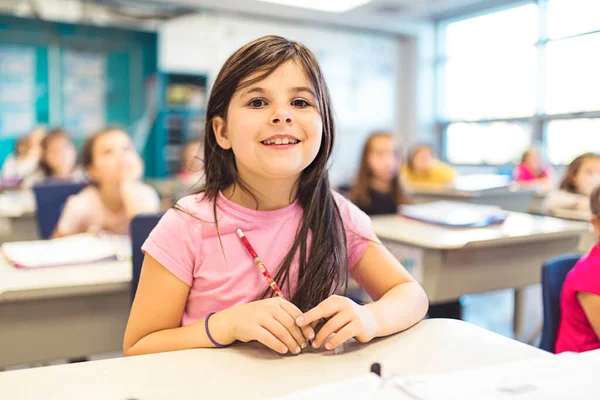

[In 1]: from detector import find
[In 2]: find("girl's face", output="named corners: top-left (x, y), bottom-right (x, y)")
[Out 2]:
top-left (412, 147), bottom-right (433, 173)
top-left (87, 130), bottom-right (142, 185)
top-left (45, 136), bottom-right (76, 177)
top-left (524, 149), bottom-right (541, 171)
top-left (367, 135), bottom-right (399, 182)
top-left (574, 158), bottom-right (600, 196)
top-left (212, 61), bottom-right (323, 183)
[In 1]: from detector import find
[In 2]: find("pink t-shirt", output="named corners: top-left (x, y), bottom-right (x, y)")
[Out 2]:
top-left (56, 184), bottom-right (160, 236)
top-left (142, 190), bottom-right (373, 326)
top-left (513, 163), bottom-right (550, 182)
top-left (556, 244), bottom-right (600, 353)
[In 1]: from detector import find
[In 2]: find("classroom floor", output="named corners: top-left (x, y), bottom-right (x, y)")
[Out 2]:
top-left (463, 284), bottom-right (543, 344)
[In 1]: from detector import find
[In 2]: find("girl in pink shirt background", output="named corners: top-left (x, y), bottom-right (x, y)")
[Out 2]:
top-left (53, 128), bottom-right (160, 237)
top-left (124, 36), bottom-right (428, 357)
top-left (513, 146), bottom-right (553, 190)
top-left (556, 185), bottom-right (600, 353)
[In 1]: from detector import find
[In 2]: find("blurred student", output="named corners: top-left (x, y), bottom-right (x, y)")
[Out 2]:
top-left (178, 139), bottom-right (205, 188)
top-left (514, 147), bottom-right (553, 190)
top-left (24, 128), bottom-right (86, 187)
top-left (349, 131), bottom-right (411, 215)
top-left (556, 185), bottom-right (600, 353)
top-left (401, 144), bottom-right (456, 186)
top-left (545, 153), bottom-right (600, 217)
top-left (1, 127), bottom-right (46, 185)
top-left (53, 127), bottom-right (160, 237)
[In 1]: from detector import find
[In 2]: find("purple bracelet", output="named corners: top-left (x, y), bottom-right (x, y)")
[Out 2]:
top-left (205, 312), bottom-right (230, 348)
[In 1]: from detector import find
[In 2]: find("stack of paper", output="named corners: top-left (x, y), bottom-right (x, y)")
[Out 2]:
top-left (1, 234), bottom-right (131, 268)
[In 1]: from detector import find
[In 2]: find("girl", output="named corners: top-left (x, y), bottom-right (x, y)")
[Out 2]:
top-left (513, 147), bottom-right (553, 190)
top-left (349, 131), bottom-right (412, 215)
top-left (53, 127), bottom-right (160, 237)
top-left (401, 144), bottom-right (456, 186)
top-left (124, 36), bottom-right (428, 357)
top-left (556, 185), bottom-right (600, 353)
top-left (1, 127), bottom-right (45, 185)
top-left (544, 153), bottom-right (600, 217)
top-left (24, 128), bottom-right (86, 187)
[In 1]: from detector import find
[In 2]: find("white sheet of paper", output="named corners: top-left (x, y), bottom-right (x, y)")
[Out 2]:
top-left (1, 234), bottom-right (131, 268)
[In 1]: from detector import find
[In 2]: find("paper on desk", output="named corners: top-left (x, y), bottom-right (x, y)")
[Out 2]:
top-left (1, 233), bottom-right (131, 268)
top-left (272, 354), bottom-right (600, 400)
top-left (395, 355), bottom-right (600, 400)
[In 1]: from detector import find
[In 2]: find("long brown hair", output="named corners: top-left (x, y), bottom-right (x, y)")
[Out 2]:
top-left (349, 131), bottom-right (410, 208)
top-left (559, 153), bottom-right (600, 194)
top-left (591, 184), bottom-right (600, 217)
top-left (39, 128), bottom-right (74, 177)
top-left (182, 36), bottom-right (347, 311)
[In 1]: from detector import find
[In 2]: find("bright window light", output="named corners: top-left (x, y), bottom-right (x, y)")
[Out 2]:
top-left (255, 0), bottom-right (371, 13)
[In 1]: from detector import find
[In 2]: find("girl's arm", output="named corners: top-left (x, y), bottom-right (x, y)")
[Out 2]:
top-left (297, 239), bottom-right (429, 349)
top-left (123, 254), bottom-right (314, 356)
top-left (577, 292), bottom-right (600, 341)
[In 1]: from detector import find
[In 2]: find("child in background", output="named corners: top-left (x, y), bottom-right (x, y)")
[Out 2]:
top-left (514, 147), bottom-right (553, 190)
top-left (124, 36), bottom-right (428, 357)
top-left (178, 139), bottom-right (205, 188)
top-left (401, 144), bottom-right (456, 186)
top-left (555, 185), bottom-right (600, 353)
top-left (544, 153), bottom-right (600, 217)
top-left (349, 131), bottom-right (411, 215)
top-left (53, 127), bottom-right (160, 237)
top-left (24, 128), bottom-right (86, 187)
top-left (1, 127), bottom-right (46, 185)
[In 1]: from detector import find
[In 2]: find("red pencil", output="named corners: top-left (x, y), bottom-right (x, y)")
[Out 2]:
top-left (236, 228), bottom-right (284, 298)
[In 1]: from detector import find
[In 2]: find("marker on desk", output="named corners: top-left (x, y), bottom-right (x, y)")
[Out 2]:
top-left (371, 362), bottom-right (381, 377)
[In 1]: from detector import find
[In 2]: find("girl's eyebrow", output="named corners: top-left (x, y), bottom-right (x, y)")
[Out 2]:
top-left (240, 86), bottom-right (317, 98)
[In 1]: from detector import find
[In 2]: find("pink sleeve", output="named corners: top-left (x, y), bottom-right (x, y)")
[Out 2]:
top-left (55, 195), bottom-right (88, 235)
top-left (333, 191), bottom-right (373, 269)
top-left (573, 265), bottom-right (600, 297)
top-left (513, 164), bottom-right (525, 181)
top-left (141, 206), bottom-right (198, 286)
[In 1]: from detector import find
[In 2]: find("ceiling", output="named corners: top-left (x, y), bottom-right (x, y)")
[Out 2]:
top-left (132, 0), bottom-right (525, 34)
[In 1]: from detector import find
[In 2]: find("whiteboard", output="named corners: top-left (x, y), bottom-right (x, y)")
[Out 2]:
top-left (160, 13), bottom-right (400, 185)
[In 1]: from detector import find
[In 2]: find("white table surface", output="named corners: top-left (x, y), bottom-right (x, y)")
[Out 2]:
top-left (0, 258), bottom-right (131, 302)
top-left (0, 319), bottom-right (549, 400)
top-left (371, 211), bottom-right (589, 250)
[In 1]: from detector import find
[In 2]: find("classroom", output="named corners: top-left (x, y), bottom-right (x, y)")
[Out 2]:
top-left (1, 0), bottom-right (599, 398)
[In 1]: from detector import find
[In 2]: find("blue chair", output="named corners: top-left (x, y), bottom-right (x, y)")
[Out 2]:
top-left (32, 182), bottom-right (87, 239)
top-left (130, 212), bottom-right (164, 303)
top-left (539, 253), bottom-right (582, 353)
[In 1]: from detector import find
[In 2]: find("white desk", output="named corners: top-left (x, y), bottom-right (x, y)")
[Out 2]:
top-left (0, 190), bottom-right (39, 243)
top-left (371, 212), bottom-right (589, 338)
top-left (0, 319), bottom-right (549, 400)
top-left (411, 184), bottom-right (536, 213)
top-left (0, 259), bottom-right (131, 368)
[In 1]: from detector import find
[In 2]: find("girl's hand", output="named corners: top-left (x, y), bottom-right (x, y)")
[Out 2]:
top-left (296, 295), bottom-right (377, 350)
top-left (221, 298), bottom-right (315, 355)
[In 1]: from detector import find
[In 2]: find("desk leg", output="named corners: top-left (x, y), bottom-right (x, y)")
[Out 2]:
top-left (513, 288), bottom-right (525, 340)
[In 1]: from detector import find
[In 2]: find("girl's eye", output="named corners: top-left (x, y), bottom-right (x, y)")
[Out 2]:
top-left (248, 98), bottom-right (267, 108)
top-left (291, 99), bottom-right (310, 108)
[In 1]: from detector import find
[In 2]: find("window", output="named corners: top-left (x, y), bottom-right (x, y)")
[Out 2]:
top-left (545, 33), bottom-right (600, 114)
top-left (446, 122), bottom-right (532, 165)
top-left (437, 1), bottom-right (600, 165)
top-left (547, 0), bottom-right (600, 39)
top-left (546, 119), bottom-right (600, 165)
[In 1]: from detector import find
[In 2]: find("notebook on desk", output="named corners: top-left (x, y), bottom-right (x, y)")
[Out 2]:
top-left (1, 234), bottom-right (131, 269)
top-left (400, 201), bottom-right (509, 227)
